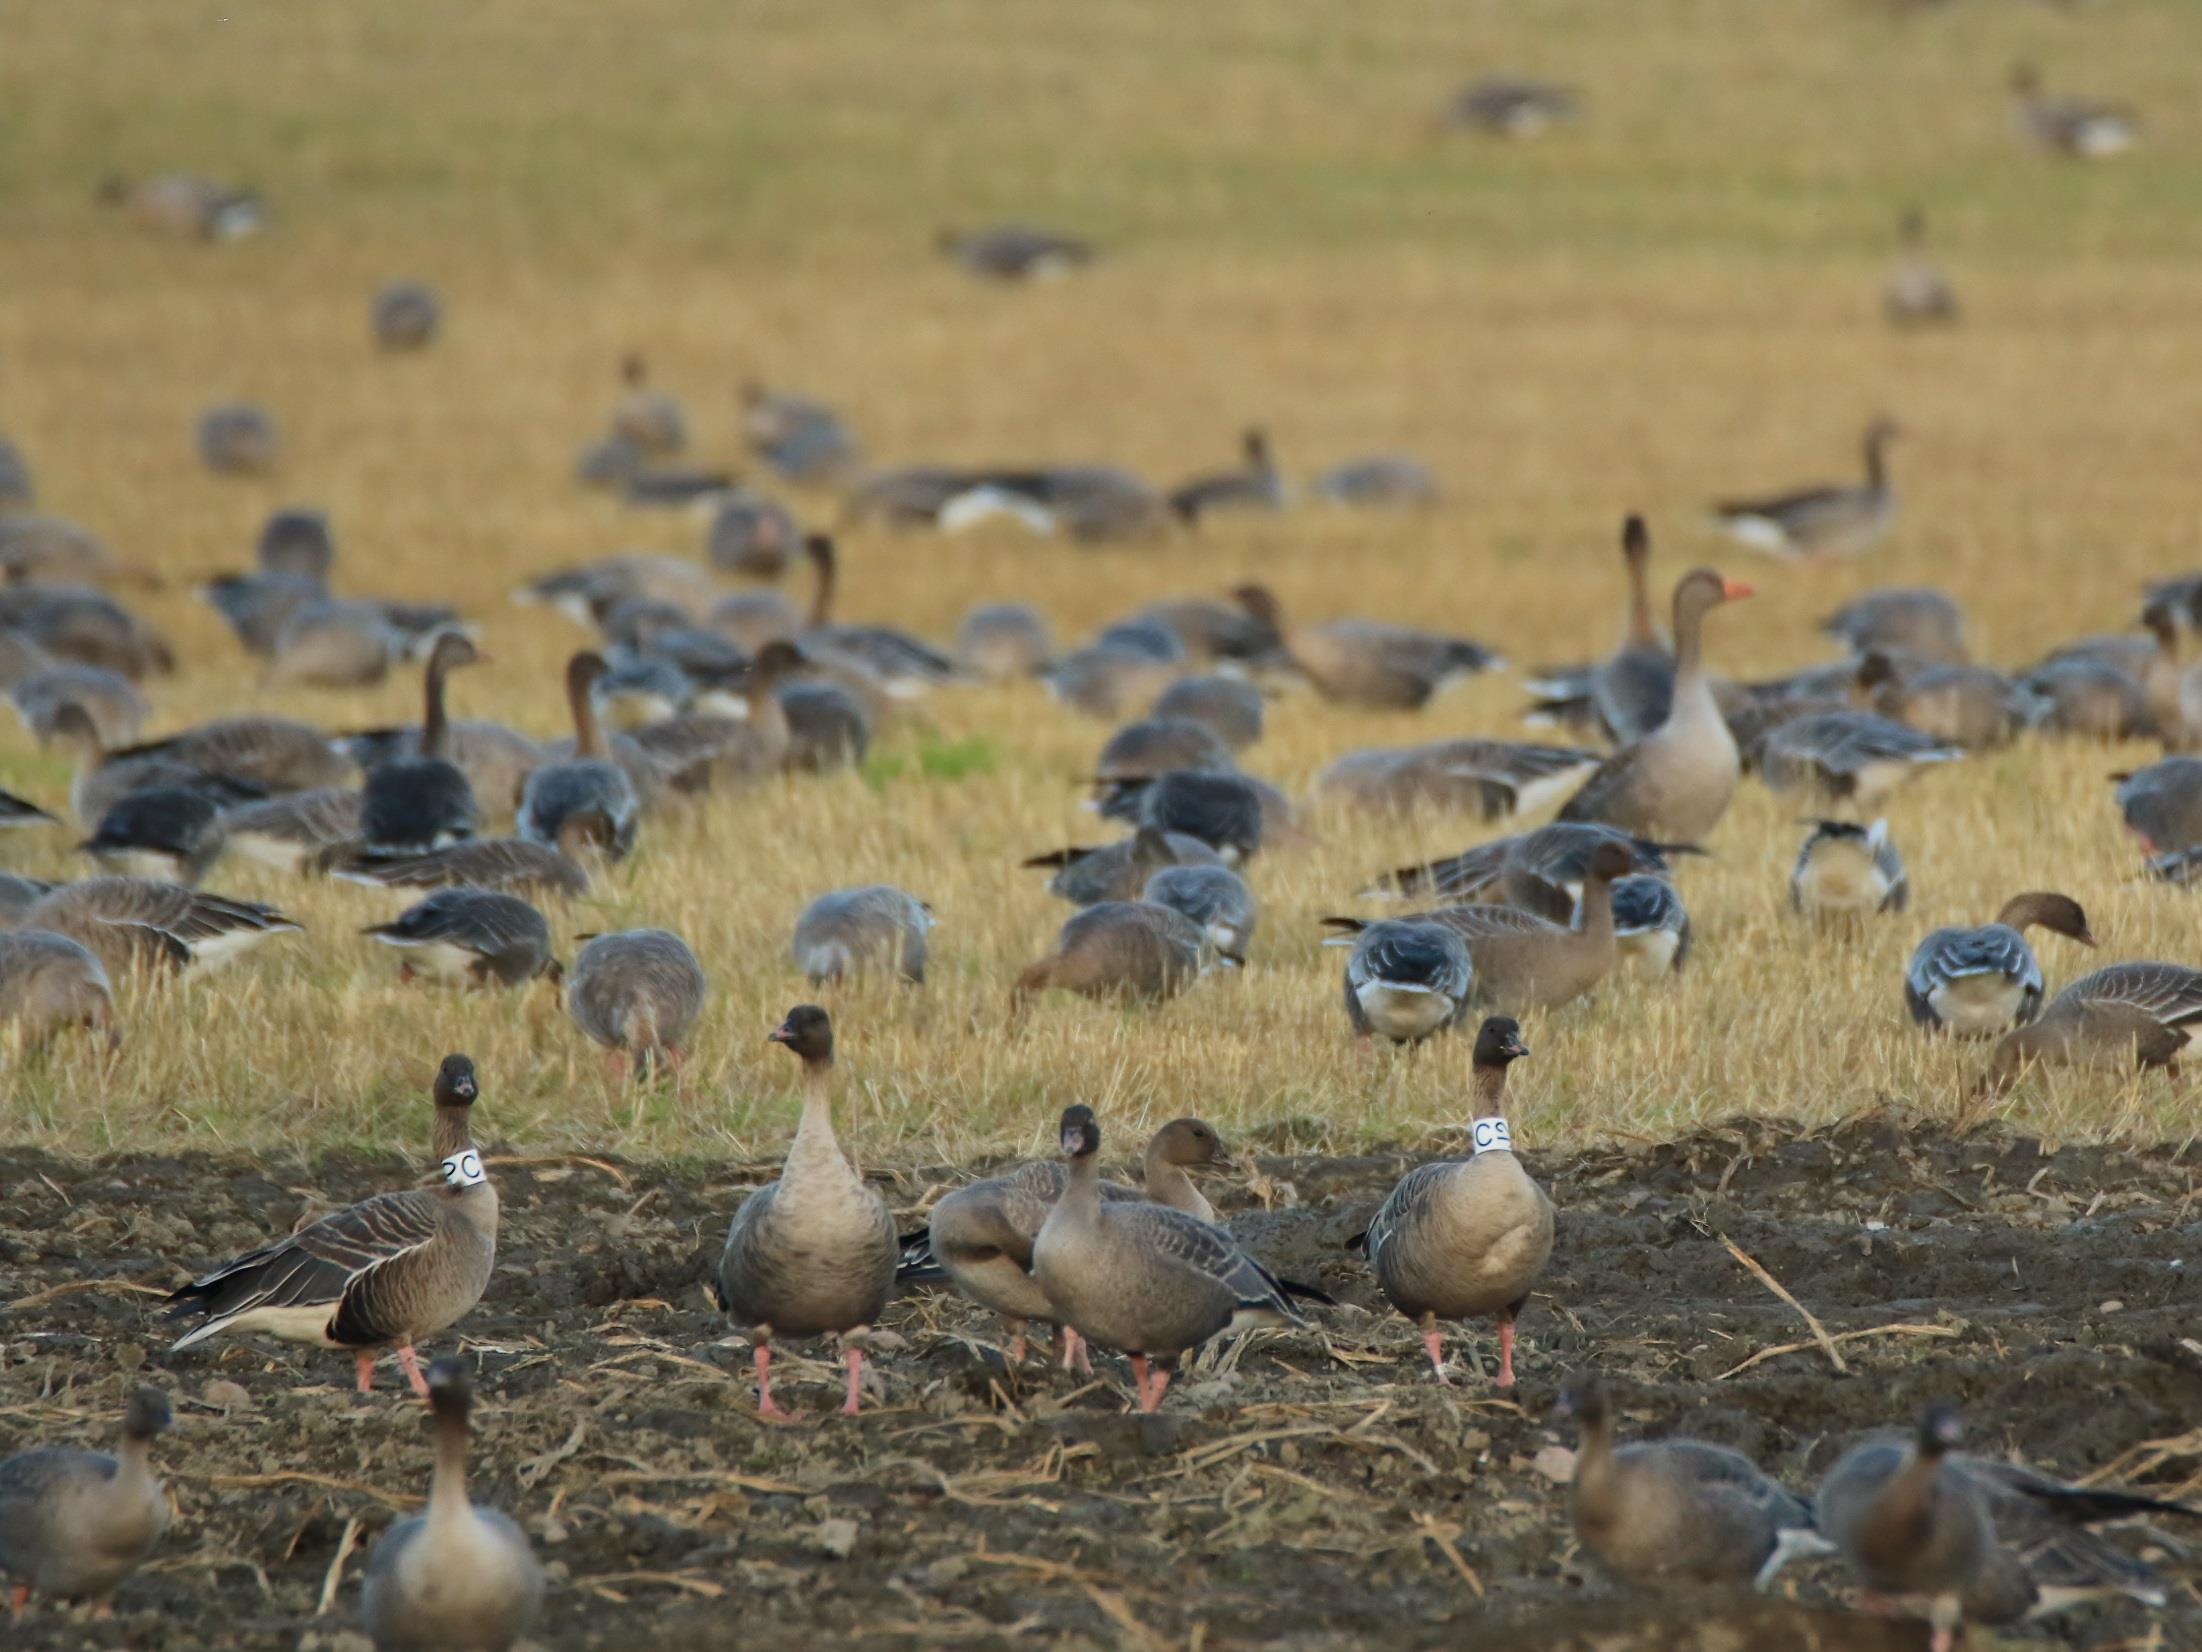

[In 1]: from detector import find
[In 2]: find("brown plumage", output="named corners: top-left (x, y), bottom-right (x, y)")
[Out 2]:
top-left (0, 930), bottom-right (118, 1047)
top-left (0, 1386), bottom-right (171, 1611)
top-left (1232, 583), bottom-right (1499, 709)
top-left (1011, 900), bottom-right (1204, 1015)
top-left (1979, 961), bottom-right (2202, 1091)
top-left (565, 927), bottom-right (706, 1074)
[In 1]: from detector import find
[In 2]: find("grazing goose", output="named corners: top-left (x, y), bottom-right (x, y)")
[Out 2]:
top-left (0, 874), bottom-right (58, 924)
top-left (1232, 584), bottom-right (1500, 709)
top-left (23, 877), bottom-right (298, 975)
top-left (1712, 419), bottom-right (1901, 560)
top-left (1131, 597), bottom-right (1278, 666)
top-left (1884, 209), bottom-right (1959, 328)
top-left (514, 553), bottom-right (716, 629)
top-left (201, 568), bottom-right (322, 657)
top-left (1364, 1016), bottom-right (1552, 1386)
top-left (705, 490), bottom-right (801, 577)
top-left (710, 585), bottom-right (801, 653)
top-left (0, 930), bottom-right (117, 1047)
top-left (1789, 819), bottom-right (1908, 923)
top-left (98, 172), bottom-right (260, 238)
top-left (2022, 658), bottom-right (2147, 742)
top-left (222, 787), bottom-right (365, 872)
top-left (1980, 961), bottom-right (2202, 1090)
top-left (1130, 769), bottom-right (1270, 864)
top-left (1524, 515), bottom-right (1673, 744)
top-left (1141, 863), bottom-right (1257, 964)
top-left (2, 786), bottom-right (57, 828)
top-left (80, 786), bottom-right (228, 884)
top-left (954, 602), bottom-right (1054, 680)
top-left (1033, 1104), bottom-right (1301, 1412)
top-left (165, 1056), bottom-right (498, 1394)
top-left (1169, 429), bottom-right (1286, 523)
top-left (1561, 1375), bottom-right (1828, 1592)
top-left (1368, 822), bottom-right (1691, 903)
top-left (1333, 918), bottom-right (1474, 1045)
top-left (607, 353), bottom-right (687, 454)
top-left (1611, 875), bottom-right (1692, 976)
top-left (1905, 892), bottom-right (2094, 1036)
top-left (1152, 674), bottom-right (1264, 752)
top-left (740, 382), bottom-right (861, 485)
top-left (939, 464), bottom-right (1170, 543)
top-left (370, 279), bottom-right (440, 351)
top-left (256, 504), bottom-right (337, 580)
top-left (115, 713), bottom-right (353, 796)
top-left (0, 629), bottom-right (56, 692)
top-left (1557, 570), bottom-right (1751, 840)
top-left (938, 223), bottom-right (1096, 281)
top-left (565, 928), bottom-right (706, 1074)
top-left (10, 661), bottom-right (150, 747)
top-left (1094, 716), bottom-right (1235, 793)
top-left (1864, 655), bottom-right (2028, 750)
top-left (0, 1386), bottom-right (171, 1612)
top-left (2112, 757), bottom-right (2202, 855)
top-left (363, 889), bottom-right (559, 988)
top-left (1757, 710), bottom-right (1961, 808)
top-left (267, 597), bottom-right (400, 687)
top-left (1313, 454), bottom-right (1439, 509)
top-left (0, 514), bottom-right (157, 590)
top-left (798, 536), bottom-right (962, 695)
top-left (1821, 586), bottom-right (1967, 665)
top-left (1012, 900), bottom-right (1205, 1014)
top-left (713, 1006), bottom-right (898, 1417)
top-left (197, 402), bottom-right (280, 475)
top-left (48, 707), bottom-right (263, 828)
top-left (790, 885), bottom-right (932, 985)
top-left (360, 632), bottom-right (484, 850)
top-left (359, 1360), bottom-right (543, 1652)
top-left (1042, 642), bottom-right (1185, 720)
top-left (2010, 63), bottom-right (2140, 158)
top-left (778, 674), bottom-right (872, 775)
top-left (1314, 738), bottom-right (1599, 820)
top-left (320, 834), bottom-right (591, 899)
top-left (1440, 75), bottom-right (1579, 136)
top-left (1023, 826), bottom-right (1225, 906)
top-left (518, 654), bottom-right (640, 857)
top-left (703, 640), bottom-right (811, 783)
top-left (0, 584), bottom-right (174, 679)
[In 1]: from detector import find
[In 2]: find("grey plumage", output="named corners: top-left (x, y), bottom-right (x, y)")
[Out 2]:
top-left (1367, 822), bottom-right (1690, 903)
top-left (790, 884), bottom-right (932, 985)
top-left (1012, 900), bottom-right (1205, 1013)
top-left (939, 223), bottom-right (1096, 281)
top-left (954, 602), bottom-right (1054, 681)
top-left (1023, 827), bottom-right (1225, 906)
top-left (1151, 674), bottom-right (1264, 751)
top-left (1611, 874), bottom-right (1691, 975)
top-left (1905, 891), bottom-right (2093, 1036)
top-left (1789, 818), bottom-right (1908, 921)
top-left (23, 876), bottom-right (298, 975)
top-left (197, 402), bottom-right (279, 475)
top-left (363, 888), bottom-right (558, 987)
top-left (2114, 757), bottom-right (2202, 855)
top-left (1133, 769), bottom-right (1267, 864)
top-left (1981, 961), bottom-right (2202, 1090)
top-left (1314, 738), bottom-right (1597, 820)
top-left (1822, 586), bottom-right (1966, 663)
top-left (80, 785), bottom-right (228, 884)
top-left (0, 583), bottom-right (173, 679)
top-left (1233, 582), bottom-right (1501, 709)
top-left (1441, 76), bottom-right (1580, 136)
top-left (1312, 454), bottom-right (1439, 509)
top-left (565, 928), bottom-right (705, 1070)
top-left (1757, 710), bottom-right (1960, 807)
top-left (0, 1387), bottom-right (170, 1607)
top-left (370, 280), bottom-right (441, 351)
top-left (358, 632), bottom-right (485, 851)
top-left (1712, 420), bottom-right (1900, 561)
top-left (321, 835), bottom-right (590, 900)
top-left (222, 788), bottom-right (365, 873)
top-left (1334, 919), bottom-right (1473, 1044)
top-left (1141, 863), bottom-right (1257, 963)
top-left (519, 654), bottom-right (640, 858)
top-left (0, 930), bottom-right (117, 1044)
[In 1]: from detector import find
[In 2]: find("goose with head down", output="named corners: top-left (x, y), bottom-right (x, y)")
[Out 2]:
top-left (362, 888), bottom-right (559, 988)
top-left (1789, 819), bottom-right (1908, 925)
top-left (0, 930), bottom-right (117, 1048)
top-left (1022, 826), bottom-right (1224, 906)
top-left (1978, 961), bottom-right (2202, 1091)
top-left (790, 885), bottom-right (932, 985)
top-left (1905, 892), bottom-right (2094, 1036)
top-left (1012, 900), bottom-right (1205, 1016)
top-left (1231, 583), bottom-right (1500, 710)
top-left (23, 876), bottom-right (298, 976)
top-left (1332, 918), bottom-right (1474, 1045)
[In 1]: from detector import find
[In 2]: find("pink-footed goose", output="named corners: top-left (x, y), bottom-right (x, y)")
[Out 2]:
top-left (1904, 892), bottom-right (2094, 1036)
top-left (1523, 514), bottom-right (1673, 744)
top-left (1712, 420), bottom-right (1901, 560)
top-left (0, 1386), bottom-right (171, 1612)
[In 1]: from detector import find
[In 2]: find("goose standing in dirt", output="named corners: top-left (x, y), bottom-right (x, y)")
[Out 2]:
top-left (1712, 420), bottom-right (1901, 560)
top-left (1978, 962), bottom-right (2202, 1090)
top-left (1032, 1104), bottom-right (1302, 1412)
top-left (164, 1055), bottom-right (498, 1395)
top-left (714, 1006), bottom-right (897, 1417)
top-left (1333, 918), bottom-right (1474, 1045)
top-left (0, 930), bottom-right (117, 1046)
top-left (1789, 819), bottom-right (1908, 924)
top-left (363, 889), bottom-right (559, 988)
top-left (789, 885), bottom-right (932, 985)
top-left (0, 1386), bottom-right (171, 1612)
top-left (565, 928), bottom-right (706, 1075)
top-left (1366, 1017), bottom-right (1552, 1387)
top-left (359, 1359), bottom-right (543, 1652)
top-left (1905, 892), bottom-right (2094, 1036)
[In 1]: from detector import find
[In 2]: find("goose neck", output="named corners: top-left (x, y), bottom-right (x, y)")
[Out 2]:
top-left (421, 651), bottom-right (453, 757)
top-left (567, 668), bottom-right (604, 759)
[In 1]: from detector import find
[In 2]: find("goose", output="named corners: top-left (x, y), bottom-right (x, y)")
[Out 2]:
top-left (607, 353), bottom-right (687, 454)
top-left (1611, 875), bottom-right (1692, 975)
top-left (2010, 63), bottom-right (2141, 158)
top-left (1042, 643), bottom-right (1185, 720)
top-left (80, 786), bottom-right (228, 884)
top-left (620, 461), bottom-right (738, 512)
top-left (2134, 597), bottom-right (2189, 746)
top-left (1979, 961), bottom-right (2202, 1090)
top-left (0, 930), bottom-right (116, 1047)
top-left (0, 434), bottom-right (31, 506)
top-left (197, 402), bottom-right (279, 475)
top-left (1789, 819), bottom-right (1908, 923)
top-left (1232, 583), bottom-right (1499, 709)
top-left (1905, 892), bottom-right (2094, 1036)
top-left (1757, 710), bottom-right (1961, 808)
top-left (713, 1005), bottom-right (898, 1416)
top-left (23, 877), bottom-right (298, 975)
top-left (954, 602), bottom-right (1054, 680)
top-left (50, 708), bottom-right (268, 828)
top-left (740, 382), bottom-right (862, 485)
top-left (912, 1117), bottom-right (1236, 1366)
top-left (334, 720), bottom-right (542, 820)
top-left (1011, 900), bottom-right (1205, 1014)
top-left (0, 514), bottom-right (158, 590)
top-left (96, 172), bottom-right (260, 238)
top-left (11, 661), bottom-right (150, 747)
top-left (220, 788), bottom-right (365, 872)
top-left (2022, 658), bottom-right (2147, 742)
top-left (1556, 570), bottom-right (1752, 840)
top-left (106, 713), bottom-right (354, 796)
top-left (2113, 756), bottom-right (2202, 855)
top-left (1333, 918), bottom-right (1474, 1044)
top-left (165, 1056), bottom-right (498, 1394)
top-left (1863, 655), bottom-right (2028, 750)
top-left (0, 584), bottom-right (173, 679)
top-left (1313, 739), bottom-right (1599, 820)
top-left (363, 889), bottom-right (559, 987)
top-left (1151, 674), bottom-right (1263, 752)
top-left (704, 639), bottom-right (811, 784)
top-left (705, 490), bottom-right (802, 577)
top-left (1523, 515), bottom-right (1673, 744)
top-left (1022, 826), bottom-right (1225, 906)
top-left (939, 464), bottom-right (1169, 543)
top-left (255, 505), bottom-right (336, 580)
top-left (1560, 1375), bottom-right (1829, 1592)
top-left (1141, 863), bottom-right (1257, 964)
top-left (369, 279), bottom-right (440, 351)
top-left (0, 875), bottom-right (59, 925)
top-left (841, 464), bottom-right (983, 530)
top-left (1884, 209), bottom-right (1960, 328)
top-left (790, 885), bottom-right (932, 985)
top-left (359, 1360), bottom-right (543, 1652)
top-left (518, 654), bottom-right (640, 857)
top-left (1821, 586), bottom-right (1967, 664)
top-left (1093, 717), bottom-right (1236, 796)
top-left (1169, 430), bottom-right (1287, 523)
top-left (1032, 1104), bottom-right (1302, 1411)
top-left (359, 632), bottom-right (484, 850)
top-left (937, 224), bottom-right (1096, 281)
top-left (513, 553), bottom-right (716, 630)
top-left (1364, 1016), bottom-right (1551, 1386)
top-left (1312, 454), bottom-right (1439, 509)
top-left (1440, 76), bottom-right (1579, 136)
top-left (0, 1386), bottom-right (171, 1611)
top-left (710, 586), bottom-right (801, 653)
top-left (0, 629), bottom-right (56, 691)
top-left (266, 597), bottom-right (405, 687)
top-left (798, 536), bottom-right (962, 695)
top-left (2, 786), bottom-right (57, 828)
top-left (1112, 768), bottom-right (1272, 865)
top-left (319, 833), bottom-right (591, 899)
top-left (1712, 419), bottom-right (1901, 560)
top-left (565, 927), bottom-right (706, 1074)
top-left (201, 568), bottom-right (323, 657)
top-left (1367, 822), bottom-right (1692, 903)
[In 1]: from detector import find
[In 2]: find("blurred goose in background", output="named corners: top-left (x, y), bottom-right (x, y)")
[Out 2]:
top-left (1023, 826), bottom-right (1225, 906)
top-left (358, 632), bottom-right (484, 850)
top-left (1142, 863), bottom-right (1257, 964)
top-left (1128, 769), bottom-right (1273, 864)
top-left (1033, 1104), bottom-right (1301, 1412)
top-left (1365, 1016), bottom-right (1550, 1386)
top-left (1862, 654), bottom-right (2029, 750)
top-left (1333, 917), bottom-right (1474, 1045)
top-left (1979, 961), bottom-right (2202, 1089)
top-left (1, 787), bottom-right (57, 828)
top-left (0, 874), bottom-right (58, 924)
top-left (2010, 63), bottom-right (2140, 158)
top-left (257, 505), bottom-right (336, 581)
top-left (222, 788), bottom-right (364, 873)
top-left (0, 434), bottom-right (29, 506)
top-left (0, 584), bottom-right (173, 679)
top-left (363, 889), bottom-right (559, 988)
top-left (1012, 900), bottom-right (1205, 1014)
top-left (23, 877), bottom-right (297, 974)
top-left (1789, 819), bottom-right (1908, 923)
top-left (200, 569), bottom-right (322, 657)
top-left (938, 223), bottom-right (1096, 281)
top-left (741, 382), bottom-right (862, 484)
top-left (565, 927), bottom-right (706, 1075)
top-left (2113, 757), bottom-right (2202, 855)
top-left (321, 833), bottom-right (591, 900)
top-left (0, 929), bottom-right (116, 1047)
top-left (1367, 821), bottom-right (1691, 904)
top-left (1905, 891), bottom-right (2094, 1036)
top-left (48, 706), bottom-right (266, 828)
top-left (1312, 454), bottom-right (1439, 509)
top-left (607, 353), bottom-right (687, 454)
top-left (1884, 209), bottom-right (1960, 328)
top-left (519, 653), bottom-right (640, 857)
top-left (1712, 420), bottom-right (1900, 560)
top-left (98, 172), bottom-right (260, 239)
top-left (937, 463), bottom-right (1170, 543)
top-left (1169, 429), bottom-right (1286, 523)
top-left (955, 602), bottom-right (1054, 681)
top-left (1043, 640), bottom-right (1184, 720)
top-left (360, 1359), bottom-right (543, 1652)
top-left (197, 402), bottom-right (279, 476)
top-left (267, 597), bottom-right (398, 687)
top-left (2021, 656), bottom-right (2148, 741)
top-left (798, 535), bottom-right (961, 696)
top-left (714, 1005), bottom-right (898, 1416)
top-left (114, 713), bottom-right (352, 796)
top-left (1314, 738), bottom-right (1599, 821)
top-left (1440, 75), bottom-right (1579, 136)
top-left (790, 885), bottom-right (932, 985)
top-left (1094, 716), bottom-right (1235, 795)
top-left (2137, 597), bottom-right (2192, 747)
top-left (1821, 586), bottom-right (1967, 664)
top-left (0, 1386), bottom-right (171, 1611)
top-left (1560, 1375), bottom-right (1829, 1592)
top-left (710, 584), bottom-right (801, 653)
top-left (0, 514), bottom-right (158, 590)
top-left (1524, 515), bottom-right (1673, 744)
top-left (514, 553), bottom-right (716, 630)
top-left (1233, 583), bottom-right (1501, 710)
top-left (705, 489), bottom-right (801, 577)
top-left (164, 1056), bottom-right (496, 1395)
top-left (1611, 875), bottom-right (1691, 975)
top-left (1757, 710), bottom-right (1960, 808)
top-left (9, 662), bottom-right (147, 747)
top-left (80, 786), bottom-right (227, 884)
top-left (335, 718), bottom-right (541, 822)
top-left (1152, 674), bottom-right (1263, 751)
top-left (371, 280), bottom-right (440, 351)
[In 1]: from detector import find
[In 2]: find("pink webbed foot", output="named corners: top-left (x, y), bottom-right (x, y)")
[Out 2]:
top-left (842, 1345), bottom-right (867, 1417)
top-left (396, 1345), bottom-right (430, 1397)
top-left (1494, 1315), bottom-right (1518, 1390)
top-left (1422, 1326), bottom-right (1451, 1385)
top-left (754, 1342), bottom-right (789, 1420)
top-left (354, 1350), bottom-right (377, 1394)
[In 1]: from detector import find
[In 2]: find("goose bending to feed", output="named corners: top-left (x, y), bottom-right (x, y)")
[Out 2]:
top-left (11, 660), bottom-right (148, 747)
top-left (1333, 918), bottom-right (1473, 1045)
top-left (1131, 768), bottom-right (1269, 864)
top-left (23, 877), bottom-right (298, 975)
top-left (1789, 819), bottom-right (1908, 923)
top-left (363, 889), bottom-right (559, 988)
top-left (1152, 674), bottom-right (1264, 751)
top-left (1043, 642), bottom-right (1183, 721)
top-left (1365, 1017), bottom-right (1550, 1386)
top-left (607, 353), bottom-right (687, 455)
top-left (1094, 716), bottom-right (1236, 791)
top-left (705, 489), bottom-right (801, 578)
top-left (955, 602), bottom-right (1053, 680)
top-left (2113, 757), bottom-right (2202, 855)
top-left (0, 930), bottom-right (116, 1047)
top-left (714, 1006), bottom-right (898, 1417)
top-left (1012, 901), bottom-right (1204, 1015)
top-left (1712, 419), bottom-right (1901, 560)
top-left (1905, 892), bottom-right (2094, 1036)
top-left (0, 514), bottom-right (157, 591)
top-left (197, 402), bottom-right (279, 475)
top-left (1169, 429), bottom-right (1286, 523)
top-left (47, 705), bottom-right (266, 827)
top-left (1033, 1104), bottom-right (1301, 1412)
top-left (1757, 710), bottom-right (1960, 808)
top-left (119, 714), bottom-right (353, 795)
top-left (370, 280), bottom-right (440, 352)
top-left (518, 653), bottom-right (640, 857)
top-left (741, 382), bottom-right (862, 485)
top-left (80, 786), bottom-right (227, 884)
top-left (1367, 821), bottom-right (1691, 903)
top-left (1557, 570), bottom-right (1751, 841)
top-left (913, 1117), bottom-right (1235, 1367)
top-left (1232, 584), bottom-right (1500, 709)
top-left (1523, 515), bottom-right (1673, 745)
top-left (359, 632), bottom-right (484, 850)
top-left (2022, 658), bottom-right (2146, 742)
top-left (1821, 586), bottom-right (1967, 665)
top-left (98, 172), bottom-right (260, 239)
top-left (790, 885), bottom-right (932, 985)
top-left (200, 568), bottom-right (322, 657)
top-left (360, 1360), bottom-right (543, 1652)
top-left (1313, 738), bottom-right (1598, 820)
top-left (1612, 875), bottom-right (1691, 975)
top-left (0, 583), bottom-right (173, 680)
top-left (1560, 1375), bottom-right (1829, 1592)
top-left (1884, 210), bottom-right (1959, 328)
top-left (2010, 64), bottom-right (2141, 159)
top-left (320, 834), bottom-right (590, 899)
top-left (1141, 863), bottom-right (1257, 963)
top-left (1440, 75), bottom-right (1579, 136)
top-left (1, 786), bottom-right (57, 828)
top-left (221, 788), bottom-right (364, 872)
top-left (256, 505), bottom-right (336, 581)
top-left (165, 1056), bottom-right (498, 1395)
top-left (1864, 656), bottom-right (2028, 751)
top-left (1979, 962), bottom-right (2202, 1090)
top-left (938, 223), bottom-right (1096, 281)
top-left (1023, 827), bottom-right (1224, 906)
top-left (1313, 454), bottom-right (1439, 509)
top-left (268, 597), bottom-right (397, 686)
top-left (566, 927), bottom-right (706, 1075)
top-left (0, 1386), bottom-right (171, 1612)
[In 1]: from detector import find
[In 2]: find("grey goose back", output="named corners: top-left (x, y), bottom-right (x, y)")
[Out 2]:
top-left (1232, 583), bottom-right (1499, 710)
top-left (1712, 419), bottom-right (1901, 560)
top-left (256, 505), bottom-right (336, 581)
top-left (11, 659), bottom-right (149, 747)
top-left (370, 280), bottom-right (441, 352)
top-left (1140, 862), bottom-right (1257, 964)
top-left (2113, 757), bottom-right (2202, 857)
top-left (1312, 738), bottom-right (1597, 821)
top-left (1365, 1017), bottom-right (1551, 1387)
top-left (0, 1386), bottom-right (170, 1610)
top-left (1560, 1375), bottom-right (1828, 1592)
top-left (954, 602), bottom-right (1054, 681)
top-left (0, 872), bottom-right (58, 924)
top-left (1884, 210), bottom-right (1959, 328)
top-left (319, 834), bottom-right (590, 900)
top-left (359, 631), bottom-right (484, 851)
top-left (1169, 429), bottom-right (1285, 523)
top-left (363, 888), bottom-right (558, 988)
top-left (0, 583), bottom-right (173, 680)
top-left (197, 402), bottom-right (279, 476)
top-left (2021, 658), bottom-right (2146, 742)
top-left (200, 568), bottom-right (322, 657)
top-left (1093, 716), bottom-right (1236, 793)
top-left (164, 1056), bottom-right (498, 1394)
top-left (791, 884), bottom-right (932, 985)
top-left (1789, 819), bottom-right (1908, 924)
top-left (1821, 585), bottom-right (1966, 665)
top-left (798, 536), bottom-right (961, 695)
top-left (740, 381), bottom-right (862, 485)
top-left (713, 1006), bottom-right (898, 1417)
top-left (22, 877), bottom-right (298, 975)
top-left (0, 930), bottom-right (116, 1047)
top-left (1756, 710), bottom-right (1959, 808)
top-left (1022, 826), bottom-right (1224, 906)
top-left (1333, 918), bottom-right (1473, 1045)
top-left (112, 713), bottom-right (353, 795)
top-left (1905, 892), bottom-right (2094, 1036)
top-left (1151, 674), bottom-right (1264, 752)
top-left (518, 653), bottom-right (640, 857)
top-left (0, 514), bottom-right (158, 590)
top-left (360, 1360), bottom-right (543, 1652)
top-left (1128, 769), bottom-right (1270, 864)
top-left (45, 704), bottom-right (259, 828)
top-left (1864, 655), bottom-right (2030, 751)
top-left (1979, 961), bottom-right (2202, 1091)
top-left (1522, 514), bottom-right (1674, 744)
top-left (1611, 874), bottom-right (1691, 976)
top-left (1012, 900), bottom-right (1205, 1015)
top-left (938, 223), bottom-right (1096, 282)
top-left (79, 785), bottom-right (227, 885)
top-left (705, 488), bottom-right (801, 578)
top-left (1312, 454), bottom-right (1439, 510)
top-left (266, 598), bottom-right (402, 687)
top-left (1032, 1104), bottom-right (1302, 1412)
top-left (565, 927), bottom-right (705, 1074)
top-left (1440, 75), bottom-right (1579, 137)
top-left (1367, 822), bottom-right (1693, 903)
top-left (221, 788), bottom-right (364, 873)
top-left (2010, 63), bottom-right (2141, 159)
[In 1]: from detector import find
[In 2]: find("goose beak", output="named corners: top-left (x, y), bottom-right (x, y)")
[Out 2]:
top-left (1721, 579), bottom-right (1756, 601)
top-left (1060, 1127), bottom-right (1082, 1156)
top-left (766, 1024), bottom-right (794, 1045)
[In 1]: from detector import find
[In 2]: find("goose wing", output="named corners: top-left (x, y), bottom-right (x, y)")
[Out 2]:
top-left (1111, 1204), bottom-right (1303, 1321)
top-left (2056, 962), bottom-right (2202, 1029)
top-left (166, 1188), bottom-right (443, 1347)
top-left (1345, 920), bottom-right (1473, 997)
top-left (1906, 924), bottom-right (2039, 1024)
